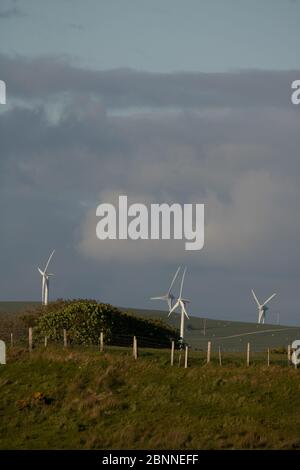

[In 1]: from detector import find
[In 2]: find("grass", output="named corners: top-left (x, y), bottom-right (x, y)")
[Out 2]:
top-left (1, 346), bottom-right (300, 450)
top-left (2, 302), bottom-right (300, 352)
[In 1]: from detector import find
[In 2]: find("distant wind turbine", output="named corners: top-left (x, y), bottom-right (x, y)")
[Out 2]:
top-left (38, 250), bottom-right (55, 306)
top-left (168, 267), bottom-right (190, 345)
top-left (251, 289), bottom-right (276, 324)
top-left (151, 266), bottom-right (181, 311)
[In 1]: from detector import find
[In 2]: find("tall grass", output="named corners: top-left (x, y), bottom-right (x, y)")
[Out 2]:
top-left (0, 346), bottom-right (299, 449)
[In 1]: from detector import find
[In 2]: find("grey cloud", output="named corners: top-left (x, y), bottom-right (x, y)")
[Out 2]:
top-left (1, 98), bottom-right (300, 272)
top-left (0, 53), bottom-right (298, 108)
top-left (67, 23), bottom-right (84, 31)
top-left (0, 1), bottom-right (23, 19)
top-left (1, 60), bottom-right (300, 323)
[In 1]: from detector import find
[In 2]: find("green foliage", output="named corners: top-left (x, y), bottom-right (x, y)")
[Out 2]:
top-left (33, 300), bottom-right (179, 346)
top-left (1, 347), bottom-right (300, 449)
top-left (270, 346), bottom-right (287, 354)
top-left (3, 301), bottom-right (300, 352)
top-left (20, 299), bottom-right (69, 328)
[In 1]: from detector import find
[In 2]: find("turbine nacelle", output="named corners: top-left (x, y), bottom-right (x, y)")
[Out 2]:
top-left (38, 250), bottom-right (55, 306)
top-left (251, 289), bottom-right (276, 324)
top-left (168, 267), bottom-right (190, 341)
top-left (150, 266), bottom-right (181, 311)
top-left (168, 298), bottom-right (190, 319)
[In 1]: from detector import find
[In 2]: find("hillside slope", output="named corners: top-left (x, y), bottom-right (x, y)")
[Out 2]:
top-left (123, 307), bottom-right (300, 352)
top-left (0, 347), bottom-right (300, 450)
top-left (1, 302), bottom-right (300, 352)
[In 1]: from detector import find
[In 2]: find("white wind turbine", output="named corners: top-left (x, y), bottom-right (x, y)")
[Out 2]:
top-left (168, 267), bottom-right (190, 344)
top-left (38, 250), bottom-right (55, 306)
top-left (151, 266), bottom-right (181, 311)
top-left (251, 289), bottom-right (276, 324)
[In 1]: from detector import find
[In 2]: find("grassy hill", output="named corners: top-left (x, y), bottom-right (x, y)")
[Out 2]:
top-left (0, 346), bottom-right (300, 449)
top-left (1, 303), bottom-right (300, 450)
top-left (123, 307), bottom-right (300, 352)
top-left (0, 301), bottom-right (39, 314)
top-left (1, 302), bottom-right (300, 352)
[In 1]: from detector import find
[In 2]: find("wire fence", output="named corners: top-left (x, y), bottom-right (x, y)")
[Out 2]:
top-left (1, 327), bottom-right (298, 369)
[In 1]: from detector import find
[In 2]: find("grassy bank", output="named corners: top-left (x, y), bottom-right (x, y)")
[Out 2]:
top-left (0, 346), bottom-right (300, 449)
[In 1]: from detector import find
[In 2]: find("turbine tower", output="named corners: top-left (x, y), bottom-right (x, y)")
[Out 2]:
top-left (38, 250), bottom-right (55, 306)
top-left (251, 289), bottom-right (276, 324)
top-left (168, 267), bottom-right (190, 345)
top-left (151, 266), bottom-right (181, 311)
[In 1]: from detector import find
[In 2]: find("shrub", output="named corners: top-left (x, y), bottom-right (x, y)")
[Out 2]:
top-left (32, 300), bottom-right (179, 347)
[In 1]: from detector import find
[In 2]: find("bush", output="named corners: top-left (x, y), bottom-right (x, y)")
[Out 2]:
top-left (31, 300), bottom-right (179, 347)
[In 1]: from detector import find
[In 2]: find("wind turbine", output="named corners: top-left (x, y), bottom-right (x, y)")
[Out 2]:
top-left (38, 250), bottom-right (55, 306)
top-left (168, 267), bottom-right (190, 344)
top-left (151, 266), bottom-right (181, 311)
top-left (251, 289), bottom-right (276, 324)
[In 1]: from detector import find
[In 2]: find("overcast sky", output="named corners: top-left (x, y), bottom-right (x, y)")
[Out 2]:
top-left (1, 0), bottom-right (300, 325)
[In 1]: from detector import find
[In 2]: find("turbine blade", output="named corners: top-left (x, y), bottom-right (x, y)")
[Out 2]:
top-left (179, 267), bottom-right (187, 298)
top-left (150, 296), bottom-right (165, 301)
top-left (168, 300), bottom-right (180, 317)
top-left (251, 289), bottom-right (260, 307)
top-left (181, 301), bottom-right (190, 320)
top-left (167, 266), bottom-right (181, 294)
top-left (38, 268), bottom-right (44, 276)
top-left (44, 249), bottom-right (55, 272)
top-left (262, 293), bottom-right (276, 307)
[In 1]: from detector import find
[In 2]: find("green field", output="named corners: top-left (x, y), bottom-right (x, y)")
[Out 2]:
top-left (0, 345), bottom-right (300, 450)
top-left (1, 302), bottom-right (300, 352)
top-left (0, 302), bottom-right (39, 313)
top-left (1, 301), bottom-right (300, 450)
top-left (123, 307), bottom-right (300, 352)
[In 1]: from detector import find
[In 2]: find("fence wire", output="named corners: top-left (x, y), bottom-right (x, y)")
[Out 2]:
top-left (1, 326), bottom-right (298, 369)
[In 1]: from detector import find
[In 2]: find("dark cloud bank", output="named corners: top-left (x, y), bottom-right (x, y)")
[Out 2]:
top-left (1, 53), bottom-right (300, 324)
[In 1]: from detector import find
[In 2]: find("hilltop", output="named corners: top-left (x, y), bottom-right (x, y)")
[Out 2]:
top-left (1, 302), bottom-right (300, 351)
top-left (123, 307), bottom-right (300, 352)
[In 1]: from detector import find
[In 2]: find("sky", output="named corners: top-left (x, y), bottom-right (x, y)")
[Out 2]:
top-left (1, 0), bottom-right (300, 324)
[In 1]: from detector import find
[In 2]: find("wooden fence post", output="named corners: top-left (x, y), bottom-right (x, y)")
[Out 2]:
top-left (63, 329), bottom-right (68, 348)
top-left (170, 341), bottom-right (175, 366)
top-left (10, 333), bottom-right (13, 348)
top-left (267, 348), bottom-right (270, 367)
top-left (290, 344), bottom-right (298, 369)
top-left (44, 336), bottom-right (48, 348)
top-left (184, 345), bottom-right (188, 368)
top-left (246, 342), bottom-right (250, 367)
top-left (0, 340), bottom-right (6, 365)
top-left (207, 341), bottom-right (211, 364)
top-left (28, 327), bottom-right (33, 353)
top-left (99, 331), bottom-right (104, 352)
top-left (178, 350), bottom-right (182, 367)
top-left (288, 344), bottom-right (291, 365)
top-left (218, 345), bottom-right (222, 366)
top-left (133, 336), bottom-right (138, 360)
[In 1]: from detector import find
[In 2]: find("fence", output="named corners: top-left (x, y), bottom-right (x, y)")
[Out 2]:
top-left (1, 327), bottom-right (298, 369)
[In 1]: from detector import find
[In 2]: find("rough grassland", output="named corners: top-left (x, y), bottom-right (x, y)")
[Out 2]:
top-left (2, 302), bottom-right (300, 352)
top-left (0, 347), bottom-right (300, 450)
